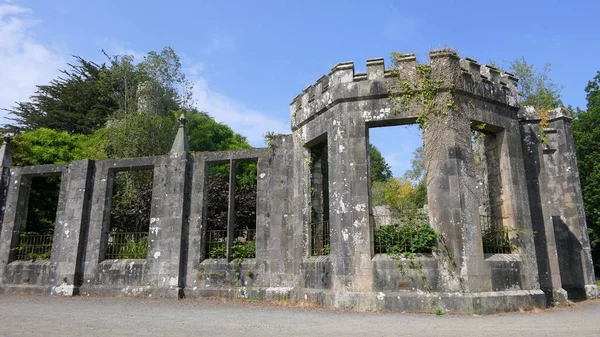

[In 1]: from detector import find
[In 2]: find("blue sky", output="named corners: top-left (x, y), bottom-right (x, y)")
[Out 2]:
top-left (1, 0), bottom-right (599, 176)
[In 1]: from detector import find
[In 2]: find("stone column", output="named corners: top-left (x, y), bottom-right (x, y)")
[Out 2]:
top-left (0, 169), bottom-right (30, 281)
top-left (498, 119), bottom-right (540, 291)
top-left (81, 162), bottom-right (115, 283)
top-left (226, 159), bottom-right (236, 261)
top-left (263, 135), bottom-right (297, 287)
top-left (327, 107), bottom-right (372, 291)
top-left (184, 155), bottom-right (207, 289)
top-left (0, 136), bottom-right (12, 231)
top-left (51, 159), bottom-right (94, 294)
top-left (546, 108), bottom-right (598, 299)
top-left (424, 50), bottom-right (487, 292)
top-left (146, 117), bottom-right (192, 297)
top-left (519, 106), bottom-right (566, 304)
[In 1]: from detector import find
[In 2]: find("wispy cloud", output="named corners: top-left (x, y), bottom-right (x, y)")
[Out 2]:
top-left (384, 17), bottom-right (418, 41)
top-left (202, 33), bottom-right (234, 54)
top-left (191, 76), bottom-right (288, 147)
top-left (0, 6), bottom-right (284, 146)
top-left (0, 3), bottom-right (66, 124)
top-left (101, 38), bottom-right (145, 60)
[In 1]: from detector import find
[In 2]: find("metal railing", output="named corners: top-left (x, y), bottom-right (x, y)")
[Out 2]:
top-left (206, 229), bottom-right (227, 258)
top-left (373, 209), bottom-right (435, 254)
top-left (106, 232), bottom-right (148, 259)
top-left (480, 215), bottom-right (512, 254)
top-left (13, 233), bottom-right (53, 261)
top-left (205, 229), bottom-right (256, 259)
top-left (233, 229), bottom-right (256, 258)
top-left (310, 221), bottom-right (330, 256)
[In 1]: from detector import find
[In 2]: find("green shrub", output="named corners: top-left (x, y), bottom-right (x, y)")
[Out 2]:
top-left (209, 241), bottom-right (256, 259)
top-left (117, 236), bottom-right (148, 259)
top-left (374, 212), bottom-right (437, 254)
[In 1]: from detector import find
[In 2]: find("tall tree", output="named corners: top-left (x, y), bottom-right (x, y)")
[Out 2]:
top-left (506, 57), bottom-right (563, 110)
top-left (573, 71), bottom-right (600, 270)
top-left (3, 57), bottom-right (118, 134)
top-left (369, 144), bottom-right (393, 183)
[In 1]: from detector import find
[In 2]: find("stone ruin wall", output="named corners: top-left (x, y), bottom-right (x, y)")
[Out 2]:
top-left (0, 49), bottom-right (596, 314)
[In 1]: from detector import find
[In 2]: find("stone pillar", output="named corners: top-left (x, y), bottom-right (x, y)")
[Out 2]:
top-left (519, 106), bottom-right (566, 304)
top-left (226, 159), bottom-right (236, 261)
top-left (424, 50), bottom-right (487, 292)
top-left (0, 169), bottom-right (30, 281)
top-left (263, 135), bottom-right (296, 287)
top-left (184, 155), bottom-right (207, 289)
top-left (545, 108), bottom-right (598, 299)
top-left (146, 126), bottom-right (191, 297)
top-left (327, 107), bottom-right (372, 291)
top-left (0, 136), bottom-right (12, 232)
top-left (250, 154), bottom-right (269, 285)
top-left (81, 162), bottom-right (115, 283)
top-left (497, 120), bottom-right (540, 291)
top-left (51, 160), bottom-right (94, 294)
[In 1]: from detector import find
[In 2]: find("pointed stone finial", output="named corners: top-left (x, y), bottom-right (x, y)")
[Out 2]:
top-left (170, 114), bottom-right (190, 155)
top-left (0, 135), bottom-right (12, 167)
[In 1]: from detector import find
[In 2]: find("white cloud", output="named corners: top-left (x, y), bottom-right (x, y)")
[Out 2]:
top-left (202, 33), bottom-right (234, 55)
top-left (192, 76), bottom-right (288, 147)
top-left (101, 38), bottom-right (145, 61)
top-left (0, 3), bottom-right (66, 124)
top-left (384, 17), bottom-right (417, 41)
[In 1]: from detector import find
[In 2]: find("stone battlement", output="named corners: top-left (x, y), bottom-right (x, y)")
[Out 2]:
top-left (291, 50), bottom-right (520, 129)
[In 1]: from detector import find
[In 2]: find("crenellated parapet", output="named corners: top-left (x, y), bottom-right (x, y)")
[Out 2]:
top-left (290, 58), bottom-right (394, 130)
top-left (458, 57), bottom-right (519, 107)
top-left (290, 49), bottom-right (521, 130)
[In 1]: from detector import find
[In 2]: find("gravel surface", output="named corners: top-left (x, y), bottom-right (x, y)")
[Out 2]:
top-left (0, 295), bottom-right (598, 336)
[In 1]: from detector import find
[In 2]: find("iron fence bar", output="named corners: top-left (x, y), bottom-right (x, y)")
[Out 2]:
top-left (14, 234), bottom-right (54, 261)
top-left (106, 232), bottom-right (149, 259)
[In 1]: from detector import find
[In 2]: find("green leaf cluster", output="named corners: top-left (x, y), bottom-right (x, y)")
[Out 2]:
top-left (374, 211), bottom-right (437, 254)
top-left (573, 71), bottom-right (600, 270)
top-left (369, 144), bottom-right (393, 183)
top-left (2, 47), bottom-right (255, 238)
top-left (116, 236), bottom-right (149, 259)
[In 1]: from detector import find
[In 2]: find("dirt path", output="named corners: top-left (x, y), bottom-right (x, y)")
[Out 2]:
top-left (0, 295), bottom-right (598, 336)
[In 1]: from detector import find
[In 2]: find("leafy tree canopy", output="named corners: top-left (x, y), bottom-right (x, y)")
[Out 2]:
top-left (369, 144), bottom-right (393, 183)
top-left (573, 71), bottom-right (600, 269)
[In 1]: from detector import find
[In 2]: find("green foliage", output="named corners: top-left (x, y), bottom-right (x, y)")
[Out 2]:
top-left (25, 176), bottom-right (61, 235)
top-left (481, 226), bottom-right (515, 254)
top-left (403, 146), bottom-right (424, 182)
top-left (188, 111), bottom-right (251, 152)
top-left (374, 212), bottom-right (437, 254)
top-left (208, 241), bottom-right (256, 259)
top-left (3, 57), bottom-right (118, 134)
top-left (372, 146), bottom-right (427, 210)
top-left (507, 57), bottom-right (563, 110)
top-left (99, 46), bottom-right (192, 117)
top-left (116, 236), bottom-right (148, 259)
top-left (209, 244), bottom-right (226, 259)
top-left (102, 110), bottom-right (179, 158)
top-left (573, 71), bottom-right (600, 271)
top-left (110, 171), bottom-right (154, 233)
top-left (371, 180), bottom-right (387, 206)
top-left (232, 241), bottom-right (256, 259)
top-left (388, 51), bottom-right (456, 128)
top-left (369, 144), bottom-right (393, 183)
top-left (10, 232), bottom-right (53, 261)
top-left (4, 47), bottom-right (255, 237)
top-left (317, 244), bottom-right (330, 256)
top-left (10, 128), bottom-right (106, 166)
top-left (435, 309), bottom-right (444, 316)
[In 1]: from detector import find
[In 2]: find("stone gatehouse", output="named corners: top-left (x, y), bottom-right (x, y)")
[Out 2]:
top-left (0, 49), bottom-right (596, 314)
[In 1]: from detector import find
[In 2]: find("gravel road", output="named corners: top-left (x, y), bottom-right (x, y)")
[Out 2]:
top-left (0, 295), bottom-right (598, 336)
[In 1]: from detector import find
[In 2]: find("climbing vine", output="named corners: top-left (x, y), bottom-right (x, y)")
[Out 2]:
top-left (388, 51), bottom-right (459, 129)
